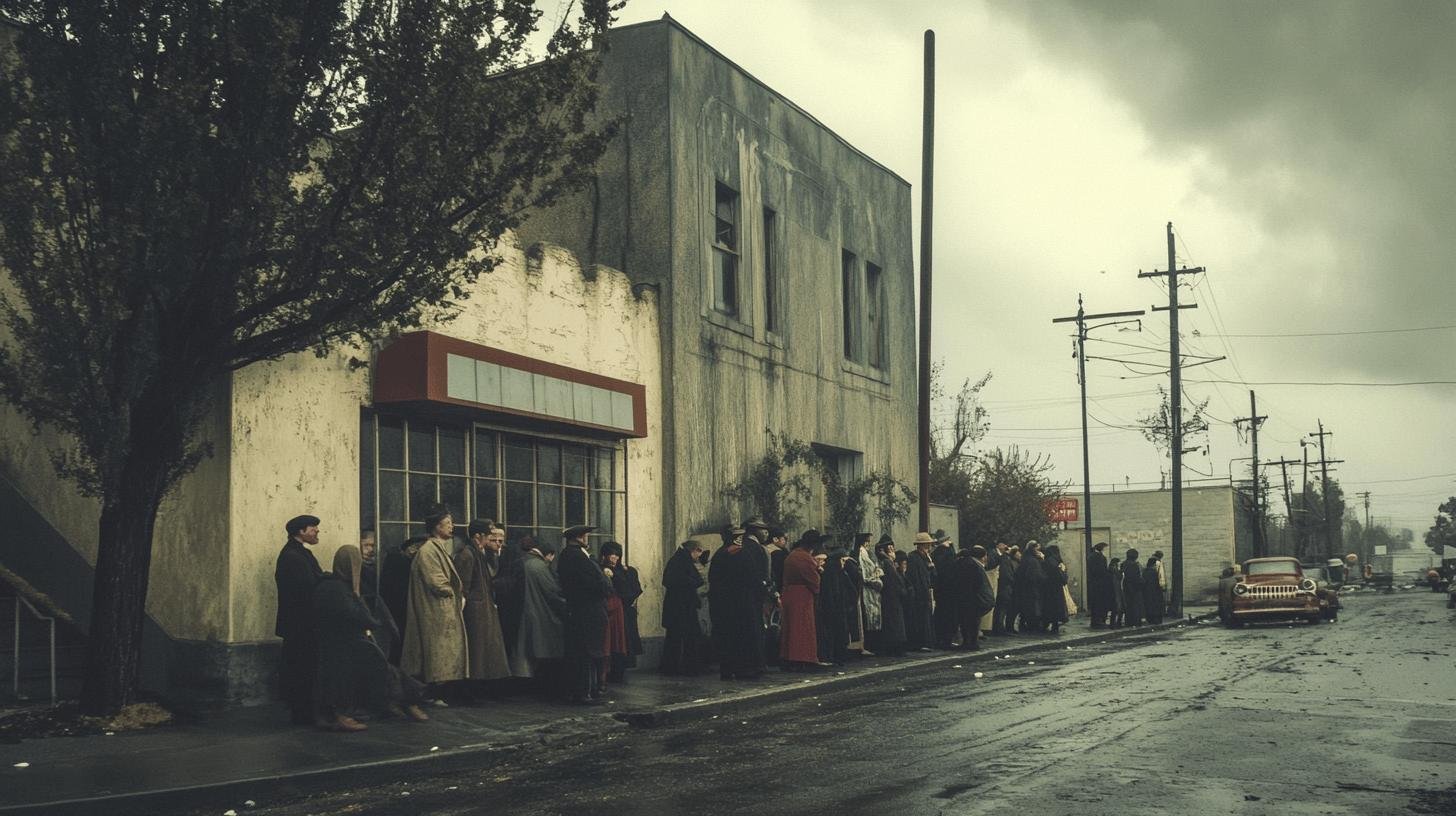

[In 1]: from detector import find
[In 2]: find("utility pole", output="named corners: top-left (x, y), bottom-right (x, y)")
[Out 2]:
top-left (1300, 441), bottom-right (1311, 559)
top-left (917, 30), bottom-right (934, 533)
top-left (1266, 457), bottom-right (1300, 556)
top-left (1137, 222), bottom-right (1203, 617)
top-left (1053, 296), bottom-right (1145, 565)
top-left (1309, 421), bottom-right (1343, 559)
top-left (1356, 490), bottom-right (1372, 563)
top-left (1234, 390), bottom-right (1267, 556)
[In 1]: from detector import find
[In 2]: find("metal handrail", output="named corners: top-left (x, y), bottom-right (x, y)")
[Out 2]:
top-left (11, 595), bottom-right (56, 706)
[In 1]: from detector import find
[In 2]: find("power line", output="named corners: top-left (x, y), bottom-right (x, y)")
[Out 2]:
top-left (1200, 323), bottom-right (1456, 339)
top-left (1345, 471), bottom-right (1456, 485)
top-left (1188, 378), bottom-right (1456, 387)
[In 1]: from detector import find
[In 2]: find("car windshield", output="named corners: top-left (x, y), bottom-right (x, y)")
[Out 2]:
top-left (1246, 560), bottom-right (1301, 576)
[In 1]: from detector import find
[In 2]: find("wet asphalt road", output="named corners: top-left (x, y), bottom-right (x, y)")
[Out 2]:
top-left (216, 591), bottom-right (1456, 816)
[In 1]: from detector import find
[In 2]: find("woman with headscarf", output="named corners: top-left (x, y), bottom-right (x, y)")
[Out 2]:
top-left (1040, 544), bottom-right (1070, 634)
top-left (780, 530), bottom-right (824, 670)
top-left (875, 537), bottom-right (907, 657)
top-left (599, 542), bottom-right (631, 684)
top-left (401, 505), bottom-right (470, 689)
top-left (312, 545), bottom-right (430, 731)
top-left (1122, 549), bottom-right (1145, 626)
top-left (1014, 541), bottom-right (1045, 634)
top-left (857, 533), bottom-right (885, 654)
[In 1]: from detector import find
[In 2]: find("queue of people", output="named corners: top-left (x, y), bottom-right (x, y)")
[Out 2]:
top-left (274, 506), bottom-right (647, 731)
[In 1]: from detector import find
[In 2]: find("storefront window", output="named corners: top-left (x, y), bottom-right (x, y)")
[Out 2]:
top-left (363, 412), bottom-right (625, 557)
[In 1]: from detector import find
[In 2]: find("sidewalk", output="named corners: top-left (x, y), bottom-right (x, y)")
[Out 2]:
top-left (0, 609), bottom-right (1213, 815)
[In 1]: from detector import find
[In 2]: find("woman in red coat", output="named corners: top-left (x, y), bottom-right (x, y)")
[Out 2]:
top-left (780, 530), bottom-right (827, 670)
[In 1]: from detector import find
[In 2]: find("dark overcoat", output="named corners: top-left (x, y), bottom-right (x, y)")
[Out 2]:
top-left (454, 544), bottom-right (511, 680)
top-left (1122, 558), bottom-right (1145, 623)
top-left (1014, 554), bottom-right (1045, 621)
top-left (1087, 549), bottom-right (1114, 618)
top-left (311, 573), bottom-right (388, 711)
top-left (1041, 552), bottom-right (1070, 624)
top-left (878, 554), bottom-right (908, 646)
top-left (904, 550), bottom-right (936, 647)
top-left (557, 543), bottom-right (611, 660)
top-left (662, 547), bottom-right (705, 631)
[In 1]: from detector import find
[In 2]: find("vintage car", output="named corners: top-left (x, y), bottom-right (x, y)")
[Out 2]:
top-left (1225, 556), bottom-right (1324, 626)
top-left (1299, 563), bottom-right (1343, 621)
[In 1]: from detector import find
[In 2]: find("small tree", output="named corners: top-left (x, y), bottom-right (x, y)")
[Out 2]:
top-left (0, 0), bottom-right (620, 714)
top-left (721, 431), bottom-right (817, 531)
top-left (1137, 386), bottom-right (1210, 464)
top-left (1425, 497), bottom-right (1456, 559)
top-left (960, 447), bottom-right (1066, 548)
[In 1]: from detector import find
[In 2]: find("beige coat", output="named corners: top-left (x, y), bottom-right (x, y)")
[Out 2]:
top-left (401, 537), bottom-right (469, 683)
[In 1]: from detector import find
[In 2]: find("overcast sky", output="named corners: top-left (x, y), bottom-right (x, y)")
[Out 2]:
top-left (608, 0), bottom-right (1456, 533)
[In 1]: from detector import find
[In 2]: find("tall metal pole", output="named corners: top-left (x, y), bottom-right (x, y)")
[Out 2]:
top-left (1076, 301), bottom-right (1091, 559)
top-left (1249, 390), bottom-right (1262, 557)
top-left (1317, 419), bottom-right (1333, 559)
top-left (1167, 223), bottom-right (1184, 617)
top-left (917, 30), bottom-right (935, 532)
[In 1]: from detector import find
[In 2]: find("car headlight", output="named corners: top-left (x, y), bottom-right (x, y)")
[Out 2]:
top-left (1233, 582), bottom-right (1248, 596)
top-left (1300, 578), bottom-right (1317, 592)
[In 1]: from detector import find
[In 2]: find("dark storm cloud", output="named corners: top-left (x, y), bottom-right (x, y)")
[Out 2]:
top-left (988, 0), bottom-right (1456, 380)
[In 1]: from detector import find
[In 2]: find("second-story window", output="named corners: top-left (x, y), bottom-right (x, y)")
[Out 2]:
top-left (866, 261), bottom-right (885, 369)
top-left (763, 207), bottom-right (779, 334)
top-left (712, 183), bottom-right (740, 317)
top-left (842, 249), bottom-right (862, 361)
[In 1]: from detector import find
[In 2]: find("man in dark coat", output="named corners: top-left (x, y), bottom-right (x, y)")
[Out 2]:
top-left (769, 527), bottom-right (789, 596)
top-left (1122, 549), bottom-right (1145, 626)
top-left (1087, 541), bottom-right (1113, 628)
top-left (904, 532), bottom-right (937, 651)
top-left (817, 549), bottom-right (855, 665)
top-left (993, 543), bottom-right (1017, 634)
top-left (556, 525), bottom-right (610, 704)
top-left (930, 531), bottom-right (959, 648)
top-left (1014, 541), bottom-right (1046, 634)
top-left (710, 525), bottom-right (762, 680)
top-left (275, 514), bottom-right (324, 725)
top-left (1041, 544), bottom-right (1070, 633)
top-left (660, 541), bottom-right (706, 675)
top-left (1143, 553), bottom-right (1165, 624)
top-left (875, 537), bottom-right (907, 656)
top-left (952, 544), bottom-right (996, 651)
top-left (380, 535), bottom-right (426, 663)
top-left (741, 519), bottom-right (774, 675)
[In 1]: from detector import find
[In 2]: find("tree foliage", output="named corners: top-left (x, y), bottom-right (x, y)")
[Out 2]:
top-left (1287, 478), bottom-right (1348, 562)
top-left (0, 0), bottom-right (620, 713)
top-left (721, 431), bottom-right (816, 532)
top-left (1136, 385), bottom-right (1210, 462)
top-left (1424, 497), bottom-right (1456, 558)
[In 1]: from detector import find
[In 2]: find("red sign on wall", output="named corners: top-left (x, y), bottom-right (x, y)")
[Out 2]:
top-left (1047, 498), bottom-right (1079, 523)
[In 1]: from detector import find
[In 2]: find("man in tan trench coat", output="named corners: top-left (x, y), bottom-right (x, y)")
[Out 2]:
top-left (401, 506), bottom-right (469, 685)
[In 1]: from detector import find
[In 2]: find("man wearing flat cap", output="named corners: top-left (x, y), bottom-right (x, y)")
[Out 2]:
top-left (275, 514), bottom-right (323, 725)
top-left (556, 525), bottom-right (609, 704)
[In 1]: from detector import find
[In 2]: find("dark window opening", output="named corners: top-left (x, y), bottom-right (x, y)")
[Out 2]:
top-left (713, 182), bottom-right (740, 317)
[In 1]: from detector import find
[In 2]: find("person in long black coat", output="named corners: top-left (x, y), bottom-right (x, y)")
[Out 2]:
top-left (380, 535), bottom-right (426, 664)
top-left (709, 527), bottom-right (762, 680)
top-left (660, 541), bottom-right (705, 675)
top-left (904, 534), bottom-right (936, 651)
top-left (993, 546), bottom-right (1018, 634)
top-left (1108, 557), bottom-right (1126, 627)
top-left (613, 556), bottom-right (645, 667)
top-left (930, 534), bottom-right (959, 648)
top-left (556, 526), bottom-right (611, 703)
top-left (275, 515), bottom-right (324, 725)
top-left (1122, 549), bottom-right (1145, 626)
top-left (1014, 542), bottom-right (1046, 634)
top-left (1087, 542), bottom-right (1113, 629)
top-left (952, 544), bottom-right (996, 650)
top-left (875, 540), bottom-right (907, 656)
top-left (1040, 544), bottom-right (1070, 633)
top-left (1142, 555), bottom-right (1165, 624)
top-left (740, 521), bottom-right (773, 675)
top-left (817, 550), bottom-right (854, 665)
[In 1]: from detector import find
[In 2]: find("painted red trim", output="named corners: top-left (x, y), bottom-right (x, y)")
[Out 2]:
top-left (374, 330), bottom-right (648, 438)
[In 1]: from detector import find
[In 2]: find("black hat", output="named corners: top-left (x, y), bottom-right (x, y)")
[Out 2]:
top-left (600, 540), bottom-right (624, 559)
top-left (285, 514), bottom-right (320, 537)
top-left (745, 518), bottom-right (770, 532)
top-left (422, 504), bottom-right (452, 532)
top-left (1093, 541), bottom-right (1108, 551)
top-left (854, 532), bottom-right (872, 545)
top-left (876, 533), bottom-right (894, 547)
top-left (933, 529), bottom-right (951, 544)
top-left (563, 525), bottom-right (597, 539)
top-left (467, 519), bottom-right (496, 537)
top-left (795, 529), bottom-right (830, 548)
top-left (768, 527), bottom-right (786, 540)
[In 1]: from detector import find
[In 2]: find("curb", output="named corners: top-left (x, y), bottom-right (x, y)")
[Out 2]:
top-left (1, 614), bottom-right (1212, 815)
top-left (613, 613), bottom-right (1214, 728)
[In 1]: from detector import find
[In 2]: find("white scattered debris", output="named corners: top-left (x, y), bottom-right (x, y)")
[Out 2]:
top-left (400, 791), bottom-right (411, 797)
top-left (447, 787), bottom-right (458, 791)
top-left (1003, 655), bottom-right (1011, 659)
top-left (104, 731), bottom-right (115, 736)
top-left (740, 721), bottom-right (747, 725)
top-left (952, 664), bottom-right (963, 669)
top-left (12, 763), bottom-right (28, 769)
top-left (244, 801), bottom-right (255, 808)
top-left (1028, 661), bottom-right (1036, 665)
top-left (692, 698), bottom-right (709, 703)
top-left (836, 671), bottom-right (845, 676)
top-left (1066, 646), bottom-right (1072, 650)
top-left (973, 672), bottom-right (984, 679)
top-left (429, 746), bottom-right (440, 752)
top-left (711, 715), bottom-right (719, 719)
top-left (224, 810), bottom-right (237, 816)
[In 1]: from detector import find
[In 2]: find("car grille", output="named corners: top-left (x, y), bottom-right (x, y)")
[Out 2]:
top-left (1243, 584), bottom-right (1298, 599)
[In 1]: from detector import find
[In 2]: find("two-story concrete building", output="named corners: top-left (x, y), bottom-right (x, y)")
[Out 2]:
top-left (0, 15), bottom-right (917, 704)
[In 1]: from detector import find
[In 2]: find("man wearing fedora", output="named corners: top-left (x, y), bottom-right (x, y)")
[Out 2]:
top-left (556, 525), bottom-right (610, 704)
top-left (904, 532), bottom-right (937, 652)
top-left (742, 518), bottom-right (773, 674)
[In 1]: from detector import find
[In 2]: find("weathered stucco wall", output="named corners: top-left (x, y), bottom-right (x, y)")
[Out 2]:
top-left (227, 234), bottom-right (664, 643)
top-left (1054, 485), bottom-right (1238, 603)
top-left (663, 23), bottom-right (919, 545)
